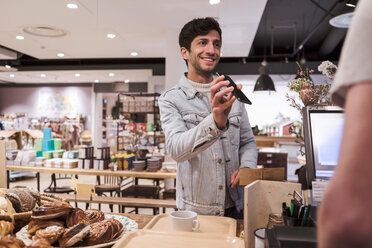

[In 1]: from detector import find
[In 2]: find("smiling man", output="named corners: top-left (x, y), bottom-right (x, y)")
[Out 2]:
top-left (158, 17), bottom-right (257, 219)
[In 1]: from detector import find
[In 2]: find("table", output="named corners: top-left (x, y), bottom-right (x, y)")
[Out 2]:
top-left (5, 165), bottom-right (176, 191)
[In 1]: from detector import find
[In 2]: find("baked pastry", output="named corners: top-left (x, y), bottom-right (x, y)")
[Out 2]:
top-left (34, 225), bottom-right (64, 244)
top-left (66, 208), bottom-right (90, 227)
top-left (59, 223), bottom-right (90, 247)
top-left (84, 209), bottom-right (105, 224)
top-left (32, 202), bottom-right (73, 220)
top-left (25, 238), bottom-right (53, 248)
top-left (27, 219), bottom-right (65, 236)
top-left (0, 235), bottom-right (26, 248)
top-left (0, 197), bottom-right (8, 212)
top-left (5, 187), bottom-right (40, 213)
top-left (85, 219), bottom-right (123, 245)
top-left (0, 220), bottom-right (14, 237)
top-left (105, 219), bottom-right (123, 239)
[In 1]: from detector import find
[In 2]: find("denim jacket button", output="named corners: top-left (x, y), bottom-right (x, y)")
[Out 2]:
top-left (219, 185), bottom-right (223, 190)
top-left (216, 210), bottom-right (220, 215)
top-left (217, 158), bottom-right (222, 163)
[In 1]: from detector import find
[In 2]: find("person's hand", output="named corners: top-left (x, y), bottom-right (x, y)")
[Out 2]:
top-left (210, 75), bottom-right (242, 129)
top-left (230, 169), bottom-right (240, 188)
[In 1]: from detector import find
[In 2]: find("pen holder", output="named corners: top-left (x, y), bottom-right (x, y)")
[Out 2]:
top-left (283, 215), bottom-right (301, 227)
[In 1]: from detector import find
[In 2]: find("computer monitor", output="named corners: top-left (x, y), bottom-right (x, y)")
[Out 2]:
top-left (302, 105), bottom-right (344, 189)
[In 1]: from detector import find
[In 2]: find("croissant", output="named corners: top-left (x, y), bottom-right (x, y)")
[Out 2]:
top-left (59, 223), bottom-right (90, 247)
top-left (0, 235), bottom-right (26, 248)
top-left (66, 208), bottom-right (90, 227)
top-left (0, 220), bottom-right (14, 237)
top-left (25, 238), bottom-right (53, 248)
top-left (84, 209), bottom-right (105, 224)
top-left (32, 202), bottom-right (73, 220)
top-left (27, 219), bottom-right (65, 236)
top-left (34, 225), bottom-right (64, 244)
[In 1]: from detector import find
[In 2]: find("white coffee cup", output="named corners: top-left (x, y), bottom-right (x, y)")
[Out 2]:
top-left (170, 210), bottom-right (200, 232)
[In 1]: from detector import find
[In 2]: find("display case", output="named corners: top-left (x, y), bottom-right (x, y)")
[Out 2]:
top-left (117, 92), bottom-right (163, 151)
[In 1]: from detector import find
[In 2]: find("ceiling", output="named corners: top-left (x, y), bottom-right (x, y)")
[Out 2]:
top-left (0, 0), bottom-right (356, 85)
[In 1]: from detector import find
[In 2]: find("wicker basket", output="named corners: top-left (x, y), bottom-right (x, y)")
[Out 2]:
top-left (0, 193), bottom-right (67, 232)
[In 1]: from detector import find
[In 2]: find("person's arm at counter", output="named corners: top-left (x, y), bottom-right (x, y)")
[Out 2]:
top-left (318, 82), bottom-right (372, 248)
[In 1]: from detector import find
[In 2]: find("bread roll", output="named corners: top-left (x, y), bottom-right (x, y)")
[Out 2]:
top-left (5, 187), bottom-right (39, 213)
top-left (0, 220), bottom-right (14, 237)
top-left (34, 225), bottom-right (64, 244)
top-left (84, 209), bottom-right (105, 224)
top-left (27, 219), bottom-right (65, 236)
top-left (59, 223), bottom-right (90, 247)
top-left (0, 235), bottom-right (25, 248)
top-left (32, 202), bottom-right (73, 220)
top-left (66, 208), bottom-right (90, 227)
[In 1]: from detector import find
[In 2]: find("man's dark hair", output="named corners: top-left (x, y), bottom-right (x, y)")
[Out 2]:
top-left (179, 17), bottom-right (222, 51)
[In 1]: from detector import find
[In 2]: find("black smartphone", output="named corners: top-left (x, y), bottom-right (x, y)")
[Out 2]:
top-left (216, 73), bottom-right (252, 105)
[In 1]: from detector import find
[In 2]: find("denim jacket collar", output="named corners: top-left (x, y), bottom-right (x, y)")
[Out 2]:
top-left (178, 73), bottom-right (200, 100)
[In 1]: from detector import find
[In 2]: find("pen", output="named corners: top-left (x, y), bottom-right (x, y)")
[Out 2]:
top-left (290, 201), bottom-right (294, 217)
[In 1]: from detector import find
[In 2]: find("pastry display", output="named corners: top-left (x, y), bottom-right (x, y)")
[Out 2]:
top-left (34, 225), bottom-right (64, 244)
top-left (0, 220), bottom-right (14, 237)
top-left (66, 208), bottom-right (90, 228)
top-left (84, 209), bottom-right (105, 224)
top-left (27, 219), bottom-right (65, 236)
top-left (0, 235), bottom-right (26, 248)
top-left (25, 238), bottom-right (53, 248)
top-left (1, 191), bottom-right (132, 248)
top-left (58, 223), bottom-right (91, 247)
top-left (5, 187), bottom-right (40, 213)
top-left (32, 202), bottom-right (73, 220)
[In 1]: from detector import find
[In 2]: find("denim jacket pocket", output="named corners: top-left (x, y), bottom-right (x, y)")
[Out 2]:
top-left (182, 113), bottom-right (205, 129)
top-left (228, 115), bottom-right (242, 147)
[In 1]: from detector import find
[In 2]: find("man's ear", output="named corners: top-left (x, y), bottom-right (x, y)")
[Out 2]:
top-left (180, 47), bottom-right (189, 61)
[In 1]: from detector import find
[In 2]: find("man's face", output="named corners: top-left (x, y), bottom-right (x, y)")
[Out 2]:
top-left (181, 30), bottom-right (221, 76)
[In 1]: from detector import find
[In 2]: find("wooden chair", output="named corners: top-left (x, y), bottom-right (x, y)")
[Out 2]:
top-left (44, 173), bottom-right (75, 194)
top-left (95, 175), bottom-right (122, 212)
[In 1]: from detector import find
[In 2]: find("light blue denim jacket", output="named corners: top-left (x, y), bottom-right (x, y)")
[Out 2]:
top-left (159, 74), bottom-right (257, 216)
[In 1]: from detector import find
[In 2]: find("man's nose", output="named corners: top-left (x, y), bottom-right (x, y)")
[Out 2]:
top-left (205, 43), bottom-right (216, 54)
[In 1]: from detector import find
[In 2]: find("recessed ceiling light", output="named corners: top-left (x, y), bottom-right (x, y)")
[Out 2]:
top-left (66, 3), bottom-right (78, 9)
top-left (9, 74), bottom-right (15, 78)
top-left (209, 0), bottom-right (220, 5)
top-left (40, 74), bottom-right (46, 78)
top-left (16, 35), bottom-right (24, 40)
top-left (75, 73), bottom-right (80, 77)
top-left (57, 53), bottom-right (65, 57)
top-left (5, 65), bottom-right (11, 69)
top-left (109, 73), bottom-right (115, 77)
top-left (124, 79), bottom-right (130, 83)
top-left (94, 80), bottom-right (99, 83)
top-left (130, 52), bottom-right (138, 56)
top-left (107, 33), bottom-right (116, 39)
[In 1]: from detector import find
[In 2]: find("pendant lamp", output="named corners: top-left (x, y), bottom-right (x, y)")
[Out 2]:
top-left (254, 64), bottom-right (276, 92)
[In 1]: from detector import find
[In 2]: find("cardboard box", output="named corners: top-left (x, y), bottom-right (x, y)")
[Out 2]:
top-left (239, 167), bottom-right (286, 186)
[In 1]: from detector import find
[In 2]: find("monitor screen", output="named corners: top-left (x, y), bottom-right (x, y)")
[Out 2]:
top-left (303, 105), bottom-right (344, 188)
